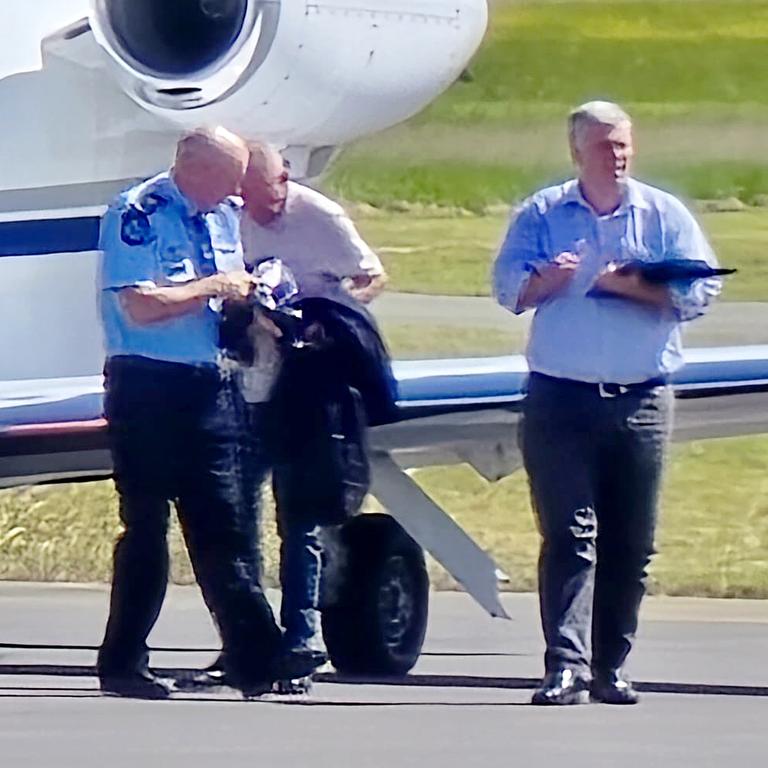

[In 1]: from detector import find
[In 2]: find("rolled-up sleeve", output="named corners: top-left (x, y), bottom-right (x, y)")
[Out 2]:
top-left (664, 202), bottom-right (722, 322)
top-left (331, 212), bottom-right (384, 278)
top-left (492, 202), bottom-right (544, 314)
top-left (99, 205), bottom-right (157, 291)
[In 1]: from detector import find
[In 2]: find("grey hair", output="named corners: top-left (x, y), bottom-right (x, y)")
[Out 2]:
top-left (175, 126), bottom-right (248, 160)
top-left (568, 101), bottom-right (632, 149)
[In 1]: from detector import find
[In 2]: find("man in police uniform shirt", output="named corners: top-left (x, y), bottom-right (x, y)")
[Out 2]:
top-left (238, 141), bottom-right (388, 669)
top-left (97, 128), bottom-right (283, 699)
top-left (493, 102), bottom-right (721, 706)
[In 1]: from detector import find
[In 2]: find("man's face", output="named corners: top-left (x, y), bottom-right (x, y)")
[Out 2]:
top-left (572, 120), bottom-right (634, 187)
top-left (241, 150), bottom-right (289, 224)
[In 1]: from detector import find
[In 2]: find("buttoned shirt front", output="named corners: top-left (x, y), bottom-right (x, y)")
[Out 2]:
top-left (99, 173), bottom-right (244, 365)
top-left (240, 181), bottom-right (383, 313)
top-left (493, 178), bottom-right (721, 384)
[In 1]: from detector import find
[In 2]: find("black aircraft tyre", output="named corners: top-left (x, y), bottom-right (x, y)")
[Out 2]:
top-left (321, 513), bottom-right (429, 676)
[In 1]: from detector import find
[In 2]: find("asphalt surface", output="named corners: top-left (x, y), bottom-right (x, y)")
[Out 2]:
top-left (373, 294), bottom-right (768, 347)
top-left (1, 583), bottom-right (767, 767)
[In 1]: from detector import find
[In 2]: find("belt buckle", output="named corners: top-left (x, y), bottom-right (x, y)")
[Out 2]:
top-left (598, 382), bottom-right (628, 398)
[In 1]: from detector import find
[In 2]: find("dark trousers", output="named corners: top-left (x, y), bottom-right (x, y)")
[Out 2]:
top-left (98, 356), bottom-right (281, 685)
top-left (520, 373), bottom-right (673, 676)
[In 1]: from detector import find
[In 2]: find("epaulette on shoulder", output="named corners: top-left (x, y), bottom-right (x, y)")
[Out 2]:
top-left (124, 173), bottom-right (172, 215)
top-left (120, 205), bottom-right (153, 247)
top-left (118, 175), bottom-right (172, 246)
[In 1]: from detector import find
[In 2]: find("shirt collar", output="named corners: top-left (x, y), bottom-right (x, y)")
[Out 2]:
top-left (558, 177), bottom-right (650, 214)
top-left (166, 172), bottom-right (203, 218)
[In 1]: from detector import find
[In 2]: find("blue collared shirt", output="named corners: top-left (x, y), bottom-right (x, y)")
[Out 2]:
top-left (492, 178), bottom-right (721, 384)
top-left (99, 173), bottom-right (244, 365)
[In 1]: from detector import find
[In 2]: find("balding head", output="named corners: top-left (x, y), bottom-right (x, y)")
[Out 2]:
top-left (241, 141), bottom-right (290, 225)
top-left (172, 126), bottom-right (249, 211)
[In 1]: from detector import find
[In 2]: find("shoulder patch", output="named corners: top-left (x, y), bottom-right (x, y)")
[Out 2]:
top-left (140, 191), bottom-right (169, 215)
top-left (120, 206), bottom-right (153, 246)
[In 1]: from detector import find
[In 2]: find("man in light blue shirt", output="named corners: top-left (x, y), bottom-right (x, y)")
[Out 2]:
top-left (97, 127), bottom-right (285, 699)
top-left (493, 101), bottom-right (720, 706)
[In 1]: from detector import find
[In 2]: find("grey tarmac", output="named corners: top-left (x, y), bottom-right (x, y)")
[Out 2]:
top-left (0, 583), bottom-right (766, 768)
top-left (373, 294), bottom-right (768, 347)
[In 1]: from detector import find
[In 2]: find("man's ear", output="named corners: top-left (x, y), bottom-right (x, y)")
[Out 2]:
top-left (569, 141), bottom-right (580, 168)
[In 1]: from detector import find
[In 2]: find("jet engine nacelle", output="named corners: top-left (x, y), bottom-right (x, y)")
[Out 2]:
top-left (0, 1), bottom-right (486, 190)
top-left (0, 0), bottom-right (487, 380)
top-left (90, 0), bottom-right (488, 169)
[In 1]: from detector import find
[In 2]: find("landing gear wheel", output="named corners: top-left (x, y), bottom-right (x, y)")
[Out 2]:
top-left (321, 513), bottom-right (429, 676)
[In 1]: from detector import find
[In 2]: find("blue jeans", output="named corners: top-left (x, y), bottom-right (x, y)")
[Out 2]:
top-left (276, 516), bottom-right (326, 651)
top-left (246, 403), bottom-right (329, 652)
top-left (521, 373), bottom-right (672, 676)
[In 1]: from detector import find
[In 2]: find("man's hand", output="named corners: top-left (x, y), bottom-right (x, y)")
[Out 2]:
top-left (120, 270), bottom-right (261, 325)
top-left (517, 252), bottom-right (580, 310)
top-left (344, 273), bottom-right (388, 304)
top-left (592, 264), bottom-right (673, 310)
top-left (208, 269), bottom-right (260, 302)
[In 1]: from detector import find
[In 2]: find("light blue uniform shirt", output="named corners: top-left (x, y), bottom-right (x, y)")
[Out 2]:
top-left (99, 173), bottom-right (245, 365)
top-left (493, 178), bottom-right (721, 384)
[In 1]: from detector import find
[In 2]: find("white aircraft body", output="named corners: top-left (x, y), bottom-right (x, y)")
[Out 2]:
top-left (2, 0), bottom-right (768, 674)
top-left (0, 0), bottom-right (488, 382)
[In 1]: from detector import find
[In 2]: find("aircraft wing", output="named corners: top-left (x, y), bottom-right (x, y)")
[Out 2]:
top-left (3, 348), bottom-right (768, 620)
top-left (4, 346), bottom-right (768, 490)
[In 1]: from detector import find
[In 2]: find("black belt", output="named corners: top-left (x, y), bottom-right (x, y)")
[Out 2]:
top-left (529, 372), bottom-right (668, 398)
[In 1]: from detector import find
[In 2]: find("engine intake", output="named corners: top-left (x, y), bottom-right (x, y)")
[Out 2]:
top-left (103, 0), bottom-right (248, 77)
top-left (90, 0), bottom-right (270, 110)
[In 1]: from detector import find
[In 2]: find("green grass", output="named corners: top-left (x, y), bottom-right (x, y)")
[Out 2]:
top-left (323, 0), bottom-right (768, 209)
top-left (3, 434), bottom-right (768, 597)
top-left (414, 434), bottom-right (768, 597)
top-left (357, 208), bottom-right (768, 300)
top-left (380, 323), bottom-right (519, 358)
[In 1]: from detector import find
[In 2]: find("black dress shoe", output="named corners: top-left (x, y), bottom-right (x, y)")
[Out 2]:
top-left (591, 669), bottom-right (639, 705)
top-left (531, 668), bottom-right (590, 706)
top-left (99, 670), bottom-right (172, 700)
top-left (275, 648), bottom-right (329, 682)
top-left (173, 665), bottom-right (228, 691)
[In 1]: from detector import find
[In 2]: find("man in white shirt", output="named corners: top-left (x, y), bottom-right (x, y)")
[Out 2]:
top-left (240, 143), bottom-right (387, 306)
top-left (238, 141), bottom-right (392, 672)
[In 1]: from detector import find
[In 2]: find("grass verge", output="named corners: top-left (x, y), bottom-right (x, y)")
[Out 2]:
top-left (2, 434), bottom-right (768, 598)
top-left (323, 0), bottom-right (768, 209)
top-left (357, 208), bottom-right (768, 300)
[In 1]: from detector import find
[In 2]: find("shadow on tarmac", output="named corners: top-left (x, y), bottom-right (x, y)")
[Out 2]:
top-left (1, 662), bottom-right (767, 699)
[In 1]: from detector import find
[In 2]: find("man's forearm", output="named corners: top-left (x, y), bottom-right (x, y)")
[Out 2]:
top-left (596, 273), bottom-right (673, 311)
top-left (120, 275), bottom-right (231, 325)
top-left (516, 274), bottom-right (547, 311)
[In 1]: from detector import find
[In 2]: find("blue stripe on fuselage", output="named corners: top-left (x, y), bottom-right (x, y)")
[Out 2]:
top-left (0, 217), bottom-right (101, 257)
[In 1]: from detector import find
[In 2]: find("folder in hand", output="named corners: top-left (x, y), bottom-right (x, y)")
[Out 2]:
top-left (617, 259), bottom-right (736, 283)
